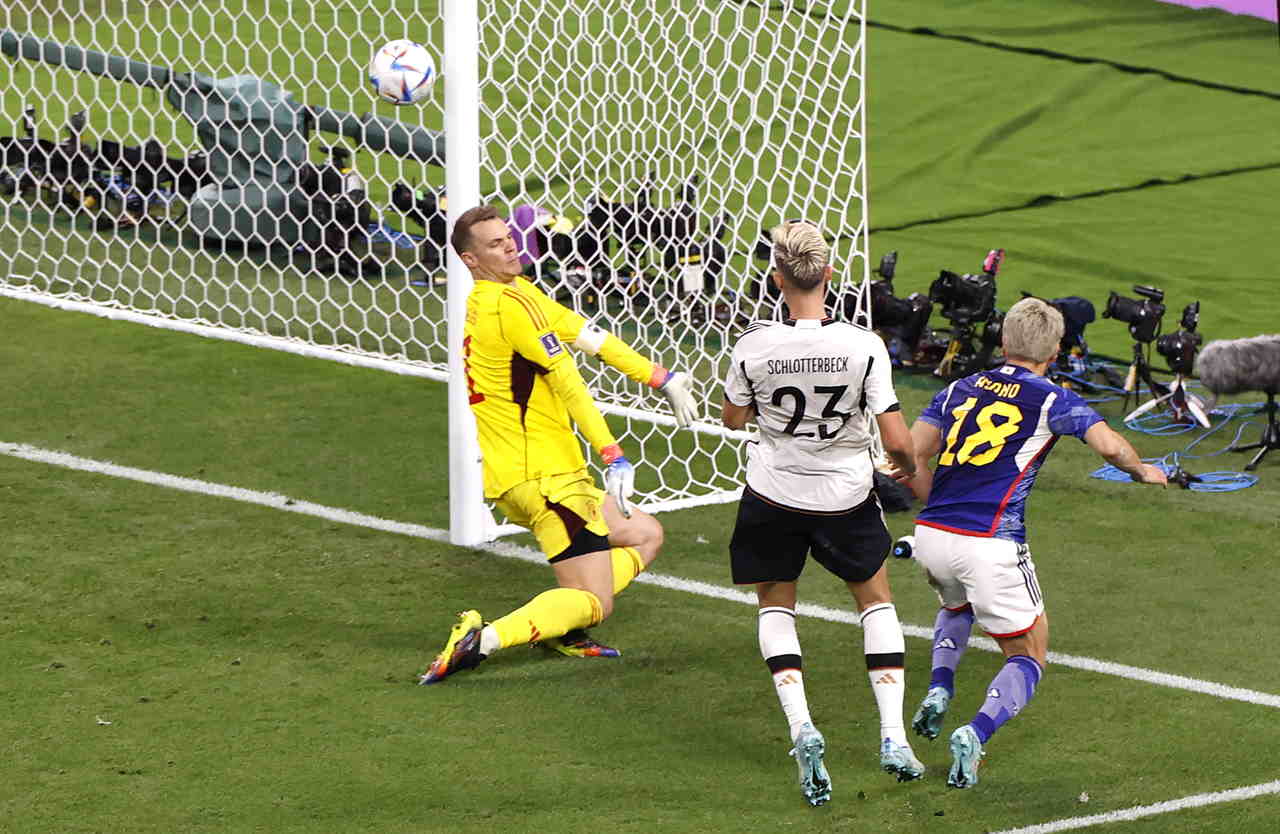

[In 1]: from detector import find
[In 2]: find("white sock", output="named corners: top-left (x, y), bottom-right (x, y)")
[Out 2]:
top-left (759, 606), bottom-right (811, 742)
top-left (479, 625), bottom-right (500, 657)
top-left (773, 668), bottom-right (811, 743)
top-left (861, 602), bottom-right (908, 747)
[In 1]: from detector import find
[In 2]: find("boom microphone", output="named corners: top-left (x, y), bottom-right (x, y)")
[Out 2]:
top-left (1196, 335), bottom-right (1280, 395)
top-left (1196, 335), bottom-right (1280, 471)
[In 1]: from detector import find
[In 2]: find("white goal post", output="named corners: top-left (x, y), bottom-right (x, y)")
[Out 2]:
top-left (0, 0), bottom-right (872, 546)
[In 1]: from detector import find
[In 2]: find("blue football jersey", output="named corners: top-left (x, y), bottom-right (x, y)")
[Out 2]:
top-left (915, 364), bottom-right (1104, 542)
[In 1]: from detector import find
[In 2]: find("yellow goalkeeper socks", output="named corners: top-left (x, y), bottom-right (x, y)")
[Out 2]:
top-left (482, 550), bottom-right (642, 653)
top-left (489, 587), bottom-right (603, 650)
top-left (611, 546), bottom-right (646, 595)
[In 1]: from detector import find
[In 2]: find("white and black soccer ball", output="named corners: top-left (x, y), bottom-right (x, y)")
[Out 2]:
top-left (368, 40), bottom-right (437, 105)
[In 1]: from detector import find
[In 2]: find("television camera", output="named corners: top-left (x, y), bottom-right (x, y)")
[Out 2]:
top-left (867, 251), bottom-right (933, 365)
top-left (459, 174), bottom-right (731, 314)
top-left (389, 182), bottom-right (448, 272)
top-left (291, 144), bottom-right (383, 279)
top-left (1155, 301), bottom-right (1202, 376)
top-left (929, 248), bottom-right (1006, 378)
top-left (1106, 287), bottom-right (1210, 428)
top-left (1102, 285), bottom-right (1165, 343)
top-left (1126, 300), bottom-right (1209, 428)
top-left (1, 106), bottom-right (95, 209)
top-left (2, 105), bottom-right (210, 227)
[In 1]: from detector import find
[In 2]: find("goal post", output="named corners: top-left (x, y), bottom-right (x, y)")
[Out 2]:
top-left (0, 0), bottom-right (872, 542)
top-left (443, 0), bottom-right (490, 546)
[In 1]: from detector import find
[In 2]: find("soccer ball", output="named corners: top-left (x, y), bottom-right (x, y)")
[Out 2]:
top-left (368, 40), bottom-right (437, 105)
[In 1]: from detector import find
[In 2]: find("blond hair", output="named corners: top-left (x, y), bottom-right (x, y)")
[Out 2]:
top-left (770, 221), bottom-right (828, 291)
top-left (1002, 297), bottom-right (1064, 363)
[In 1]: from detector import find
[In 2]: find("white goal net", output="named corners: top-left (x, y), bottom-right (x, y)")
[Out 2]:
top-left (0, 0), bottom-right (870, 519)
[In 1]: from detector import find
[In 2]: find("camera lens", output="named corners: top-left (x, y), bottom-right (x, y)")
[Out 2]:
top-left (1103, 291), bottom-right (1140, 323)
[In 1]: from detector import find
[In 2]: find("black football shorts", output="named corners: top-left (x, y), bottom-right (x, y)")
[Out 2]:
top-left (729, 485), bottom-right (892, 585)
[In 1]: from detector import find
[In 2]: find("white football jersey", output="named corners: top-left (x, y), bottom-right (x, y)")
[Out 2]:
top-left (724, 317), bottom-right (899, 512)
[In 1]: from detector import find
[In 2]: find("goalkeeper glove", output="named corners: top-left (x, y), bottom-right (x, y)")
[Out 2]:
top-left (600, 444), bottom-right (636, 518)
top-left (656, 369), bottom-right (696, 428)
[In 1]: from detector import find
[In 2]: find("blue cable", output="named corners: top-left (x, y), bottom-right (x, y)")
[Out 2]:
top-left (1087, 400), bottom-right (1265, 492)
top-left (1181, 405), bottom-right (1263, 459)
top-left (1088, 456), bottom-right (1259, 492)
top-left (1124, 411), bottom-right (1201, 436)
top-left (1123, 398), bottom-right (1263, 438)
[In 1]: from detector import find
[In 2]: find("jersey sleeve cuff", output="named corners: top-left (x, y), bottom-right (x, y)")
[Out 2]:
top-left (916, 412), bottom-right (943, 428)
top-left (1077, 412), bottom-right (1107, 441)
top-left (876, 402), bottom-right (902, 414)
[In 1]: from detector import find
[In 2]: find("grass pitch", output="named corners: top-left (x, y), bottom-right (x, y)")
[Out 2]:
top-left (4, 297), bottom-right (1280, 833)
top-left (4, 1), bottom-right (1280, 831)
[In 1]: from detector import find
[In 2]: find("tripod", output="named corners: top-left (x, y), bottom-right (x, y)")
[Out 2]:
top-left (1229, 392), bottom-right (1280, 471)
top-left (933, 322), bottom-right (974, 379)
top-left (1120, 342), bottom-right (1212, 427)
top-left (1124, 370), bottom-right (1211, 428)
top-left (934, 320), bottom-right (997, 379)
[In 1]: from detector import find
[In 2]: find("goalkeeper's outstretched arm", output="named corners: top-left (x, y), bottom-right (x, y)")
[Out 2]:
top-left (520, 278), bottom-right (697, 427)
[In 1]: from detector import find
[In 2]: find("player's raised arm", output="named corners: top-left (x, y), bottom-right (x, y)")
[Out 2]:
top-left (518, 278), bottom-right (697, 427)
top-left (1084, 422), bottom-right (1168, 486)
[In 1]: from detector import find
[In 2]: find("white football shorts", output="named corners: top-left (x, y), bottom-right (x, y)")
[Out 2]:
top-left (912, 524), bottom-right (1044, 638)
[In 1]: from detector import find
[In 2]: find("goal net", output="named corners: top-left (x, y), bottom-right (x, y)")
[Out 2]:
top-left (0, 1), bottom-right (870, 523)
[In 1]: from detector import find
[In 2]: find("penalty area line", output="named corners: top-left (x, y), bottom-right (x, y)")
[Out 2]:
top-left (6, 439), bottom-right (1280, 714)
top-left (991, 779), bottom-right (1280, 834)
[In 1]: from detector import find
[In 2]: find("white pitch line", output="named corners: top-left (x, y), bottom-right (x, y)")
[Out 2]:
top-left (990, 780), bottom-right (1280, 834)
top-left (0, 283), bottom-right (447, 380)
top-left (6, 440), bottom-right (1280, 712)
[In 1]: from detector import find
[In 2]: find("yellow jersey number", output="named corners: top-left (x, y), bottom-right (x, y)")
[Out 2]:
top-left (938, 397), bottom-right (1024, 467)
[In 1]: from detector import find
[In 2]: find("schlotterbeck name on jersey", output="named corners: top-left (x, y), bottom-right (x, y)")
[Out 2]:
top-left (766, 356), bottom-right (850, 375)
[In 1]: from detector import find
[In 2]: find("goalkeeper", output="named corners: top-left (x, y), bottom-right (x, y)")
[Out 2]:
top-left (420, 204), bottom-right (697, 684)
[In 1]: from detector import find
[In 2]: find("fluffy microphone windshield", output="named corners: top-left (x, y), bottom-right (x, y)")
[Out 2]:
top-left (1196, 335), bottom-right (1280, 395)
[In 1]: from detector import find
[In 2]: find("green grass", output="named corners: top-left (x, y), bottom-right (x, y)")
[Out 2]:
top-left (3, 2), bottom-right (1280, 830)
top-left (4, 295), bottom-right (1280, 833)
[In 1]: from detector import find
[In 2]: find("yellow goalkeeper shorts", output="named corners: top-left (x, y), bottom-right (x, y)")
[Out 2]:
top-left (495, 471), bottom-right (612, 562)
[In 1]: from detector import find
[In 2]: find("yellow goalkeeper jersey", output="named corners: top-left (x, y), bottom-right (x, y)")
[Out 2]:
top-left (464, 276), bottom-right (665, 499)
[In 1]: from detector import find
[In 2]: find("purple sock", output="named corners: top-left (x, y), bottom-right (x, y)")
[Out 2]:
top-left (970, 655), bottom-right (1043, 744)
top-left (929, 607), bottom-right (975, 696)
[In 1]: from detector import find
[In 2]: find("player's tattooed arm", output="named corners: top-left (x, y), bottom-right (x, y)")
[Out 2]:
top-left (1085, 423), bottom-right (1168, 486)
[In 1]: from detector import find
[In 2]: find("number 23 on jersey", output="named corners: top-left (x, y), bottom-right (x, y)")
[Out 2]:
top-left (938, 397), bottom-right (1024, 466)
